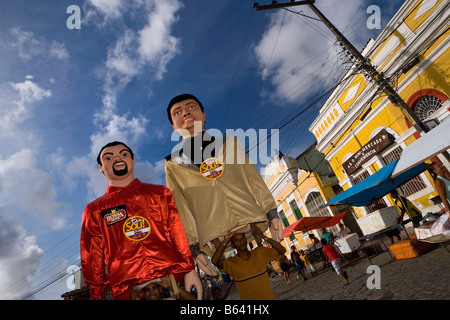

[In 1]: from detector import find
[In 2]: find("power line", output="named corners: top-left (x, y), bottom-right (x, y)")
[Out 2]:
top-left (254, 0), bottom-right (431, 135)
top-left (0, 228), bottom-right (81, 299)
top-left (16, 0), bottom-right (430, 300)
top-left (19, 260), bottom-right (81, 300)
top-left (221, 6), bottom-right (255, 128)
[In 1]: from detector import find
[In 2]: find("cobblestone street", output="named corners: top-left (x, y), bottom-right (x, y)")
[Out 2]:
top-left (219, 243), bottom-right (450, 300)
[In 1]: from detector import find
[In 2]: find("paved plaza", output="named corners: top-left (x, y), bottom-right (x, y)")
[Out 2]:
top-left (218, 241), bottom-right (450, 300)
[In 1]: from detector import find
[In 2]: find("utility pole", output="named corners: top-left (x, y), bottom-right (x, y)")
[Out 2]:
top-left (253, 0), bottom-right (430, 134)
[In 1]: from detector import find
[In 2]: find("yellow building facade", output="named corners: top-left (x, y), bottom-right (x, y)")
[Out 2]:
top-left (310, 0), bottom-right (449, 220)
top-left (263, 148), bottom-right (346, 254)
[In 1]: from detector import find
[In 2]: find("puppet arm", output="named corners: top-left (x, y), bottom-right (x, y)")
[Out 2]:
top-left (266, 208), bottom-right (283, 242)
top-left (164, 188), bottom-right (205, 300)
top-left (183, 269), bottom-right (203, 300)
top-left (165, 162), bottom-right (199, 244)
top-left (160, 275), bottom-right (196, 300)
top-left (245, 159), bottom-right (283, 242)
top-left (165, 187), bottom-right (196, 267)
top-left (190, 243), bottom-right (219, 276)
top-left (234, 135), bottom-right (282, 241)
top-left (166, 163), bottom-right (218, 275)
top-left (80, 205), bottom-right (107, 300)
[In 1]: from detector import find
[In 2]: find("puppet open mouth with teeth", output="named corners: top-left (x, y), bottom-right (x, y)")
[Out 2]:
top-left (113, 161), bottom-right (128, 176)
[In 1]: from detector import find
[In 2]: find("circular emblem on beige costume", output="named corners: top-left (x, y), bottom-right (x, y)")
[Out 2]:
top-left (200, 158), bottom-right (224, 180)
top-left (123, 216), bottom-right (151, 241)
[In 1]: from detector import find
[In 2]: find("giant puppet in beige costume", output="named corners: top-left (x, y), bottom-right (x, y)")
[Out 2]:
top-left (164, 94), bottom-right (283, 275)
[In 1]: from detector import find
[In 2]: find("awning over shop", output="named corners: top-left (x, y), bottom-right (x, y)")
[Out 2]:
top-left (283, 212), bottom-right (346, 238)
top-left (323, 117), bottom-right (449, 207)
top-left (324, 160), bottom-right (428, 207)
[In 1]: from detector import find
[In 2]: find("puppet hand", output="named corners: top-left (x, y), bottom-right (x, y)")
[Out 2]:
top-left (159, 275), bottom-right (171, 288)
top-left (270, 218), bottom-right (283, 242)
top-left (184, 269), bottom-right (203, 300)
top-left (250, 223), bottom-right (263, 244)
top-left (195, 253), bottom-right (218, 276)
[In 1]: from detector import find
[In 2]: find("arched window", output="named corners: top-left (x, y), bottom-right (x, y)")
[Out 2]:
top-left (403, 89), bottom-right (448, 133)
top-left (407, 89), bottom-right (448, 120)
top-left (305, 191), bottom-right (339, 236)
top-left (305, 192), bottom-right (328, 217)
top-left (413, 95), bottom-right (443, 121)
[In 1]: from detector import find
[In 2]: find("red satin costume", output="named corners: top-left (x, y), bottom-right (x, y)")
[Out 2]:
top-left (80, 179), bottom-right (195, 299)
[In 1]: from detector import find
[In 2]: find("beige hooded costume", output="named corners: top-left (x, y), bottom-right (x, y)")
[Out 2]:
top-left (165, 133), bottom-right (278, 256)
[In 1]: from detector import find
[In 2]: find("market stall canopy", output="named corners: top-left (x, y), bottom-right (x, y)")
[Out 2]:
top-left (324, 160), bottom-right (428, 207)
top-left (392, 116), bottom-right (450, 177)
top-left (283, 212), bottom-right (346, 238)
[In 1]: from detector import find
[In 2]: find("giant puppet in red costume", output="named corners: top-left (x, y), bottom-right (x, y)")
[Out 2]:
top-left (80, 141), bottom-right (201, 300)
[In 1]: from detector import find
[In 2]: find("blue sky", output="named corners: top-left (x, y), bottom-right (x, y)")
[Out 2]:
top-left (0, 0), bottom-right (404, 299)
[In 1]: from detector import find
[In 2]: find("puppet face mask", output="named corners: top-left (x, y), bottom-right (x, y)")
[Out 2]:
top-left (98, 144), bottom-right (135, 180)
top-left (170, 98), bottom-right (206, 138)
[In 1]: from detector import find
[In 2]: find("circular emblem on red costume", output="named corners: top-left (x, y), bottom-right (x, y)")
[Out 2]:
top-left (200, 158), bottom-right (224, 180)
top-left (123, 216), bottom-right (151, 241)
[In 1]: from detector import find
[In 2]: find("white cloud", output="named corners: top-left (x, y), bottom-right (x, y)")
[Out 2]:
top-left (0, 79), bottom-right (49, 155)
top-left (46, 0), bottom-right (181, 206)
top-left (0, 75), bottom-right (72, 299)
top-left (138, 0), bottom-right (182, 79)
top-left (0, 79), bottom-right (51, 130)
top-left (62, 154), bottom-right (108, 201)
top-left (11, 79), bottom-right (51, 104)
top-left (10, 27), bottom-right (43, 61)
top-left (85, 0), bottom-right (124, 20)
top-left (0, 150), bottom-right (68, 230)
top-left (10, 27), bottom-right (70, 62)
top-left (0, 79), bottom-right (70, 231)
top-left (49, 40), bottom-right (70, 60)
top-left (78, 0), bottom-right (182, 196)
top-left (90, 113), bottom-right (148, 157)
top-left (0, 212), bottom-right (44, 299)
top-left (99, 0), bottom-right (182, 113)
top-left (254, 0), bottom-right (368, 103)
top-left (106, 30), bottom-right (140, 78)
top-left (0, 149), bottom-right (34, 173)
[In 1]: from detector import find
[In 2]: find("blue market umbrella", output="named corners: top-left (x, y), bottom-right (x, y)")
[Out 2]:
top-left (324, 160), bottom-right (428, 207)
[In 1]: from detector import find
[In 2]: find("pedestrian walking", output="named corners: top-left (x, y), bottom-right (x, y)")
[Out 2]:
top-left (290, 245), bottom-right (307, 280)
top-left (320, 239), bottom-right (349, 285)
top-left (309, 233), bottom-right (331, 269)
top-left (279, 255), bottom-right (292, 285)
top-left (300, 250), bottom-right (318, 277)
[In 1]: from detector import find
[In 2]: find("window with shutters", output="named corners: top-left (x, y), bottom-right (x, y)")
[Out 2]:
top-left (305, 192), bottom-right (328, 217)
top-left (289, 200), bottom-right (303, 220)
top-left (279, 209), bottom-right (295, 241)
top-left (382, 146), bottom-right (427, 196)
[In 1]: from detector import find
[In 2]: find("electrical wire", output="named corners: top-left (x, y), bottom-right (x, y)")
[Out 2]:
top-left (221, 6), bottom-right (255, 128)
top-left (14, 0), bottom-right (435, 301)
